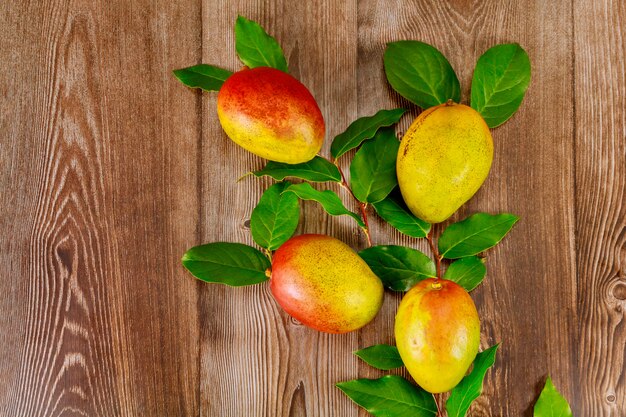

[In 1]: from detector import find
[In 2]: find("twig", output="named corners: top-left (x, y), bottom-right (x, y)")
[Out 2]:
top-left (426, 229), bottom-right (442, 279)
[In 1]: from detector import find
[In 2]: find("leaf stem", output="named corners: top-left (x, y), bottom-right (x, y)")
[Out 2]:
top-left (426, 229), bottom-right (442, 279)
top-left (332, 158), bottom-right (373, 247)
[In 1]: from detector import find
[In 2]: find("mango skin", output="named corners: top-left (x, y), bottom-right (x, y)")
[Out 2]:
top-left (395, 278), bottom-right (480, 393)
top-left (217, 67), bottom-right (325, 164)
top-left (270, 234), bottom-right (384, 334)
top-left (397, 103), bottom-right (493, 223)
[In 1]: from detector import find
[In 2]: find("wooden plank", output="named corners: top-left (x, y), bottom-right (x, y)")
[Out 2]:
top-left (199, 2), bottom-right (359, 416)
top-left (574, 0), bottom-right (626, 415)
top-left (0, 0), bottom-right (201, 415)
top-left (356, 1), bottom-right (578, 415)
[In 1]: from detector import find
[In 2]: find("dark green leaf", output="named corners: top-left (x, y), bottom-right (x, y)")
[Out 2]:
top-left (283, 183), bottom-right (364, 227)
top-left (337, 375), bottom-right (437, 417)
top-left (534, 377), bottom-right (573, 417)
top-left (471, 43), bottom-right (531, 128)
top-left (234, 16), bottom-right (288, 72)
top-left (181, 242), bottom-right (270, 286)
top-left (384, 41), bottom-right (460, 109)
top-left (354, 344), bottom-right (404, 370)
top-left (331, 108), bottom-right (407, 159)
top-left (373, 191), bottom-right (430, 238)
top-left (173, 64), bottom-right (232, 91)
top-left (350, 128), bottom-right (399, 203)
top-left (443, 256), bottom-right (486, 292)
top-left (446, 344), bottom-right (499, 417)
top-left (250, 182), bottom-right (300, 250)
top-left (359, 245), bottom-right (436, 291)
top-left (439, 213), bottom-right (519, 259)
top-left (252, 156), bottom-right (341, 183)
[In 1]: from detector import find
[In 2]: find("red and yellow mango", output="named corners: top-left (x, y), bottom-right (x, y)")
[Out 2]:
top-left (395, 278), bottom-right (480, 393)
top-left (217, 67), bottom-right (325, 164)
top-left (270, 234), bottom-right (384, 333)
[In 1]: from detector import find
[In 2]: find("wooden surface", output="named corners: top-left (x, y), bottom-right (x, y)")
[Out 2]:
top-left (1, 0), bottom-right (624, 416)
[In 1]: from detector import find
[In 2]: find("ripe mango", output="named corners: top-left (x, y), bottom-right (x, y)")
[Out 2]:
top-left (397, 102), bottom-right (493, 223)
top-left (395, 278), bottom-right (480, 393)
top-left (270, 234), bottom-right (383, 333)
top-left (217, 67), bottom-right (325, 163)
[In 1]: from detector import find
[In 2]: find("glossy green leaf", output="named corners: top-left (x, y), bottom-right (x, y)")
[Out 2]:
top-left (471, 43), bottom-right (531, 128)
top-left (533, 377), bottom-right (573, 417)
top-left (354, 344), bottom-right (404, 371)
top-left (331, 108), bottom-right (406, 159)
top-left (337, 375), bottom-right (437, 417)
top-left (384, 41), bottom-right (460, 109)
top-left (359, 245), bottom-right (436, 291)
top-left (446, 344), bottom-right (498, 417)
top-left (373, 191), bottom-right (430, 238)
top-left (252, 156), bottom-right (341, 183)
top-left (173, 64), bottom-right (232, 91)
top-left (350, 128), bottom-right (399, 203)
top-left (443, 256), bottom-right (487, 292)
top-left (181, 242), bottom-right (270, 286)
top-left (234, 16), bottom-right (288, 72)
top-left (250, 182), bottom-right (300, 250)
top-left (283, 183), bottom-right (364, 227)
top-left (439, 213), bottom-right (519, 259)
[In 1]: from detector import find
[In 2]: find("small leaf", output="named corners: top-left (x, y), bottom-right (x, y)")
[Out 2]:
top-left (534, 377), bottom-right (573, 417)
top-left (235, 16), bottom-right (288, 72)
top-left (354, 344), bottom-right (404, 370)
top-left (337, 375), bottom-right (437, 417)
top-left (471, 43), bottom-right (531, 128)
top-left (283, 183), bottom-right (364, 227)
top-left (331, 108), bottom-right (406, 159)
top-left (373, 191), bottom-right (430, 238)
top-left (439, 213), bottom-right (519, 259)
top-left (350, 127), bottom-right (399, 203)
top-left (384, 41), bottom-right (460, 109)
top-left (173, 64), bottom-right (232, 91)
top-left (182, 243), bottom-right (270, 286)
top-left (252, 156), bottom-right (341, 183)
top-left (250, 182), bottom-right (300, 250)
top-left (443, 256), bottom-right (487, 292)
top-left (359, 245), bottom-right (436, 291)
top-left (446, 344), bottom-right (499, 417)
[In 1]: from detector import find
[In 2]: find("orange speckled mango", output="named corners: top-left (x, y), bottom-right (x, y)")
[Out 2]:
top-left (270, 234), bottom-right (384, 334)
top-left (395, 278), bottom-right (480, 393)
top-left (217, 67), bottom-right (325, 164)
top-left (397, 102), bottom-right (493, 223)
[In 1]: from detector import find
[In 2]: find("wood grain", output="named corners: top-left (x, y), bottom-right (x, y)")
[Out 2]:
top-left (0, 0), bottom-right (623, 415)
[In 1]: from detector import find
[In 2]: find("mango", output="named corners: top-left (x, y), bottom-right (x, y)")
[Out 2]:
top-left (397, 102), bottom-right (493, 223)
top-left (270, 234), bottom-right (384, 333)
top-left (395, 278), bottom-right (480, 393)
top-left (217, 67), bottom-right (325, 163)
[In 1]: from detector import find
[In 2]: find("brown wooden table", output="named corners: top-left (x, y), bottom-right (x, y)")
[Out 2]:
top-left (1, 1), bottom-right (624, 416)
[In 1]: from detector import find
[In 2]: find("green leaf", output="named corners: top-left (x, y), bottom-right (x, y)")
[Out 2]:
top-left (283, 183), bottom-right (364, 227)
top-left (331, 108), bottom-right (406, 159)
top-left (354, 344), bottom-right (404, 371)
top-left (181, 242), bottom-right (270, 286)
top-left (443, 256), bottom-right (487, 292)
top-left (439, 213), bottom-right (519, 259)
top-left (173, 64), bottom-right (232, 91)
top-left (250, 182), bottom-right (300, 250)
top-left (471, 43), bottom-right (531, 128)
top-left (252, 156), bottom-right (341, 183)
top-left (373, 191), bottom-right (430, 238)
top-left (359, 245), bottom-right (436, 291)
top-left (446, 344), bottom-right (499, 417)
top-left (533, 377), bottom-right (573, 417)
top-left (350, 128), bottom-right (399, 203)
top-left (337, 375), bottom-right (437, 417)
top-left (384, 41), bottom-right (461, 109)
top-left (234, 16), bottom-right (288, 72)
